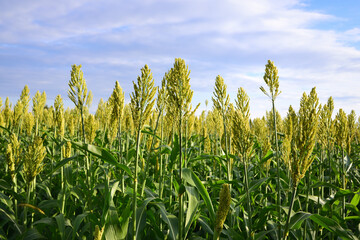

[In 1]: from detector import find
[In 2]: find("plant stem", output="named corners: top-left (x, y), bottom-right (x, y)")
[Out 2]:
top-left (141, 109), bottom-right (162, 196)
top-left (60, 141), bottom-right (65, 214)
top-left (284, 185), bottom-right (297, 240)
top-left (132, 125), bottom-right (141, 240)
top-left (244, 157), bottom-right (252, 239)
top-left (178, 107), bottom-right (183, 240)
top-left (24, 182), bottom-right (32, 227)
top-left (341, 148), bottom-right (346, 220)
top-left (272, 98), bottom-right (281, 236)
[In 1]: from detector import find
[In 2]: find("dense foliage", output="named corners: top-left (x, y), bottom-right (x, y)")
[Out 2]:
top-left (1, 60), bottom-right (360, 239)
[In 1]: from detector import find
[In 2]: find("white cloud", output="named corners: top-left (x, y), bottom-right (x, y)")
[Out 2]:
top-left (0, 0), bottom-right (360, 118)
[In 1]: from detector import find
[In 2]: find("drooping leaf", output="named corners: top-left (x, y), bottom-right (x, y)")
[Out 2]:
top-left (310, 214), bottom-right (358, 240)
top-left (182, 168), bottom-right (215, 223)
top-left (71, 141), bottom-right (133, 177)
top-left (152, 202), bottom-right (179, 240)
top-left (185, 186), bottom-right (199, 238)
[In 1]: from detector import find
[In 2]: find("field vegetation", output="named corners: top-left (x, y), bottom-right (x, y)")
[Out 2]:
top-left (1, 59), bottom-right (360, 239)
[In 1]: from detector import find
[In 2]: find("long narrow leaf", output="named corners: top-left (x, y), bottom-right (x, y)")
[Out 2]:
top-left (152, 202), bottom-right (179, 240)
top-left (182, 168), bottom-right (215, 223)
top-left (71, 141), bottom-right (133, 177)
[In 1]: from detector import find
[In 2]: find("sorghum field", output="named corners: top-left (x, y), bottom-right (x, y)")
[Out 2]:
top-left (1, 59), bottom-right (360, 239)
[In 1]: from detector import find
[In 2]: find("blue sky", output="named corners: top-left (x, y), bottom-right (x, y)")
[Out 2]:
top-left (1, 0), bottom-right (360, 118)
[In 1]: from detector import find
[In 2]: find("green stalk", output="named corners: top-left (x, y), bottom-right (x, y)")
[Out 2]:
top-left (141, 110), bottom-right (162, 196)
top-left (60, 143), bottom-right (65, 214)
top-left (31, 177), bottom-right (37, 225)
top-left (159, 114), bottom-right (164, 232)
top-left (223, 118), bottom-right (231, 183)
top-left (327, 137), bottom-right (332, 197)
top-left (271, 98), bottom-right (281, 236)
top-left (178, 108), bottom-right (184, 240)
top-left (244, 157), bottom-right (252, 239)
top-left (132, 123), bottom-right (142, 240)
top-left (117, 116), bottom-right (125, 193)
top-left (284, 185), bottom-right (297, 240)
top-left (80, 107), bottom-right (90, 189)
top-left (303, 171), bottom-right (310, 239)
top-left (24, 182), bottom-right (32, 226)
top-left (159, 113), bottom-right (164, 199)
top-left (341, 148), bottom-right (346, 220)
top-left (13, 176), bottom-right (18, 222)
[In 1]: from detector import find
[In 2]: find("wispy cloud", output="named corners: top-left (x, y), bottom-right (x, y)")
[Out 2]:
top-left (1, 0), bottom-right (360, 118)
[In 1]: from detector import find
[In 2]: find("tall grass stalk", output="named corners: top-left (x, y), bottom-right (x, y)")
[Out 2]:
top-left (212, 75), bottom-right (231, 182)
top-left (68, 64), bottom-right (92, 187)
top-left (167, 58), bottom-right (197, 240)
top-left (260, 60), bottom-right (282, 234)
top-left (284, 87), bottom-right (319, 239)
top-left (233, 87), bottom-right (252, 238)
top-left (130, 64), bottom-right (156, 239)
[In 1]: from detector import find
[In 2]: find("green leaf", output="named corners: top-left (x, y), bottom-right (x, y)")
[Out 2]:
top-left (141, 129), bottom-right (161, 140)
top-left (239, 177), bottom-right (269, 203)
top-left (72, 213), bottom-right (88, 240)
top-left (289, 212), bottom-right (311, 230)
top-left (0, 125), bottom-right (11, 135)
top-left (104, 199), bottom-right (122, 240)
top-left (118, 199), bottom-right (132, 239)
top-left (22, 228), bottom-right (46, 240)
top-left (260, 150), bottom-right (273, 165)
top-left (71, 141), bottom-right (133, 177)
top-left (168, 135), bottom-right (179, 170)
top-left (0, 208), bottom-right (21, 234)
top-left (33, 217), bottom-right (55, 226)
top-left (350, 191), bottom-right (360, 206)
top-left (136, 197), bottom-right (156, 239)
top-left (55, 214), bottom-right (66, 240)
top-left (45, 155), bottom-right (82, 180)
top-left (255, 229), bottom-right (276, 240)
top-left (185, 186), bottom-right (199, 238)
top-left (182, 168), bottom-right (215, 223)
top-left (178, 184), bottom-right (186, 196)
top-left (152, 202), bottom-right (179, 240)
top-left (298, 194), bottom-right (326, 205)
top-left (197, 217), bottom-right (213, 235)
top-left (310, 214), bottom-right (358, 240)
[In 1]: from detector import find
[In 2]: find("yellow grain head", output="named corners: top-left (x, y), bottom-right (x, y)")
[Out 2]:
top-left (232, 87), bottom-right (252, 159)
top-left (157, 77), bottom-right (167, 114)
top-left (94, 225), bottom-right (104, 240)
top-left (32, 91), bottom-right (47, 127)
top-left (13, 100), bottom-right (24, 129)
top-left (290, 87), bottom-right (319, 187)
top-left (214, 183), bottom-right (231, 234)
top-left (130, 64), bottom-right (157, 132)
top-left (212, 75), bottom-right (230, 122)
top-left (63, 141), bottom-right (72, 159)
top-left (108, 121), bottom-right (118, 146)
top-left (123, 104), bottom-right (134, 135)
top-left (23, 136), bottom-right (47, 184)
top-left (3, 97), bottom-right (12, 127)
top-left (6, 133), bottom-right (22, 179)
top-left (334, 109), bottom-right (348, 150)
top-left (85, 114), bottom-right (99, 143)
top-left (68, 64), bottom-right (88, 110)
top-left (166, 58), bottom-right (194, 122)
top-left (23, 112), bottom-right (35, 136)
top-left (67, 111), bottom-right (75, 137)
top-left (20, 85), bottom-right (31, 113)
top-left (232, 109), bottom-right (253, 159)
top-left (54, 95), bottom-right (65, 138)
top-left (109, 81), bottom-right (125, 126)
top-left (346, 110), bottom-right (356, 154)
top-left (260, 60), bottom-right (281, 100)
